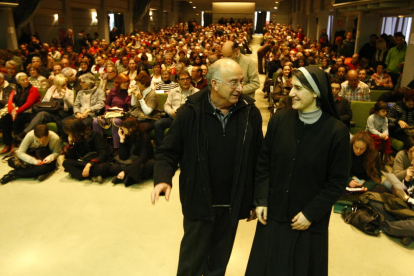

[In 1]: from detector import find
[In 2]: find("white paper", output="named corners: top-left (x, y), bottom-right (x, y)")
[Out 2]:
top-left (381, 171), bottom-right (406, 190)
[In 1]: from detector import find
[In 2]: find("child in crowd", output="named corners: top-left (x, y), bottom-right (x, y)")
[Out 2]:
top-left (366, 101), bottom-right (392, 164)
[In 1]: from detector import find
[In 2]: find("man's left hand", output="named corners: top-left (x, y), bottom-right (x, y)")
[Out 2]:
top-left (291, 212), bottom-right (311, 230)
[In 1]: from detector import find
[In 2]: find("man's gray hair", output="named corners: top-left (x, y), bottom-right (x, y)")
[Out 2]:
top-left (61, 67), bottom-right (76, 79)
top-left (6, 60), bottom-right (16, 67)
top-left (32, 56), bottom-right (41, 61)
top-left (79, 73), bottom-right (96, 88)
top-left (206, 61), bottom-right (222, 90)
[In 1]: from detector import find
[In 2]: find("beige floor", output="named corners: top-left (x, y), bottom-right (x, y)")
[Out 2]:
top-left (0, 35), bottom-right (413, 276)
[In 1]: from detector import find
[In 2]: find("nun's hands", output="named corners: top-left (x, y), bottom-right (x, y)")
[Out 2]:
top-left (291, 212), bottom-right (311, 230)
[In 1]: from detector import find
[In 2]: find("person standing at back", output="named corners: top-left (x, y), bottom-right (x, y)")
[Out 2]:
top-left (222, 41), bottom-right (260, 98)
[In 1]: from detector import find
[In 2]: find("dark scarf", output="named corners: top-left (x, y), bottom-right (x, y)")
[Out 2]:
top-left (13, 83), bottom-right (32, 108)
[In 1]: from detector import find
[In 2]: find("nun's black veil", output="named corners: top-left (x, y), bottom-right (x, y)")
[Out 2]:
top-left (302, 66), bottom-right (340, 120)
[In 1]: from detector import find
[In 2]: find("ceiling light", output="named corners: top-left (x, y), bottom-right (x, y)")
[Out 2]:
top-left (193, 6), bottom-right (196, 9)
top-left (274, 7), bottom-right (278, 9)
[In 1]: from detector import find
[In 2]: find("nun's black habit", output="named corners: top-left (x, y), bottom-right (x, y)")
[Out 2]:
top-left (245, 67), bottom-right (351, 275)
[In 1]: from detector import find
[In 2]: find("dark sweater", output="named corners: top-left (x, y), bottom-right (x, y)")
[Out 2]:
top-left (205, 100), bottom-right (238, 205)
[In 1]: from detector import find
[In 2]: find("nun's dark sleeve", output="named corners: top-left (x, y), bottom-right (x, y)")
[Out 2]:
top-left (253, 113), bottom-right (280, 207)
top-left (301, 123), bottom-right (351, 222)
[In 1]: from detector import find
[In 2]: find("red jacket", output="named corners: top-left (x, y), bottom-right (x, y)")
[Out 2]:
top-left (8, 86), bottom-right (41, 115)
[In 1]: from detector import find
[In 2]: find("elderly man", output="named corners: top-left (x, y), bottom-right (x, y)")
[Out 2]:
top-left (31, 56), bottom-right (50, 78)
top-left (154, 71), bottom-right (199, 147)
top-left (221, 41), bottom-right (260, 98)
top-left (152, 59), bottom-right (262, 275)
top-left (340, 70), bottom-right (371, 101)
top-left (5, 60), bottom-right (18, 86)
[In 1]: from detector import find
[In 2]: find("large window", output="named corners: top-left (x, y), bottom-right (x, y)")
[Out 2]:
top-left (381, 16), bottom-right (412, 38)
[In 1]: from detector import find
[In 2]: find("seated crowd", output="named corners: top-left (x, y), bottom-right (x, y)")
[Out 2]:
top-left (0, 20), bottom-right (254, 186)
top-left (0, 21), bottom-right (413, 242)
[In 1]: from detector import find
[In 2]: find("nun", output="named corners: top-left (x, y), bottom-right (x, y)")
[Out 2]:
top-left (246, 66), bottom-right (351, 275)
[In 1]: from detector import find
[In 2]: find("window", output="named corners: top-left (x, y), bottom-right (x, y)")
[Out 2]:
top-left (381, 16), bottom-right (412, 39)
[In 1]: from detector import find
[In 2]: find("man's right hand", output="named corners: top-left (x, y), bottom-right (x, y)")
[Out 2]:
top-left (256, 206), bottom-right (268, 225)
top-left (151, 183), bottom-right (172, 204)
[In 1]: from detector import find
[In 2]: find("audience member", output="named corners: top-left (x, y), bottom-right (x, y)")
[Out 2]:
top-left (0, 72), bottom-right (40, 154)
top-left (93, 73), bottom-right (131, 150)
top-left (110, 117), bottom-right (155, 186)
top-left (331, 78), bottom-right (352, 128)
top-left (154, 71), bottom-right (199, 147)
top-left (222, 41), bottom-right (259, 98)
top-left (62, 118), bottom-right (110, 183)
top-left (0, 124), bottom-right (60, 185)
top-left (340, 70), bottom-right (370, 101)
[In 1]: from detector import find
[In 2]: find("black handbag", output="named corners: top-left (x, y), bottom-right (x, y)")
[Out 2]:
top-left (341, 204), bottom-right (384, 236)
top-left (33, 101), bottom-right (60, 113)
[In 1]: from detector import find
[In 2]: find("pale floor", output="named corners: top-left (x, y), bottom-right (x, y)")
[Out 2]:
top-left (0, 35), bottom-right (413, 276)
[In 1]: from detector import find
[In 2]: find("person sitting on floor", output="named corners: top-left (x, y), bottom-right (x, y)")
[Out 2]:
top-left (62, 118), bottom-right (110, 183)
top-left (110, 117), bottom-right (155, 187)
top-left (0, 124), bottom-right (60, 184)
top-left (349, 131), bottom-right (387, 192)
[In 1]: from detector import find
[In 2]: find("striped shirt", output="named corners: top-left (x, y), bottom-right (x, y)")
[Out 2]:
top-left (156, 81), bottom-right (178, 93)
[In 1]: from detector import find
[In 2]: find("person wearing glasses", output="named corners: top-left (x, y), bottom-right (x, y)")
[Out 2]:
top-left (152, 59), bottom-right (263, 275)
top-left (15, 74), bottom-right (74, 140)
top-left (153, 71), bottom-right (199, 147)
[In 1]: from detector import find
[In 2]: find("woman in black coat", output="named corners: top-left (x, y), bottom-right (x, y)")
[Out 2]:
top-left (62, 118), bottom-right (110, 183)
top-left (246, 66), bottom-right (351, 275)
top-left (110, 117), bottom-right (155, 187)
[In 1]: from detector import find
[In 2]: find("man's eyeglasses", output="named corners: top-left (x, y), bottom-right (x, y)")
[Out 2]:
top-left (215, 79), bottom-right (244, 89)
top-left (179, 77), bottom-right (191, 82)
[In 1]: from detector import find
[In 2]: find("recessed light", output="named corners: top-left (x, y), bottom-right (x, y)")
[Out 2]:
top-left (193, 6), bottom-right (196, 9)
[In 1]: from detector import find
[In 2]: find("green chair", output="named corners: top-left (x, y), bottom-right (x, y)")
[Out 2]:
top-left (370, 90), bottom-right (390, 102)
top-left (149, 93), bottom-right (169, 139)
top-left (349, 101), bottom-right (375, 134)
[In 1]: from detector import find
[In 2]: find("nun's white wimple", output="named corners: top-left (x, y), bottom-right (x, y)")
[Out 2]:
top-left (297, 67), bottom-right (321, 98)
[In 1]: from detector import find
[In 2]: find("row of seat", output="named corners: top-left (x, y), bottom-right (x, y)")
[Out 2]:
top-left (36, 88), bottom-right (169, 140)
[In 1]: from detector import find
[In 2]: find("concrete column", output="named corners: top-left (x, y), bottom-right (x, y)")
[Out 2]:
top-left (124, 12), bottom-right (133, 35)
top-left (62, 0), bottom-right (73, 32)
top-left (344, 16), bottom-right (355, 33)
top-left (143, 12), bottom-right (150, 32)
top-left (401, 10), bottom-right (414, 87)
top-left (307, 14), bottom-right (317, 41)
top-left (97, 0), bottom-right (109, 42)
top-left (316, 11), bottom-right (329, 41)
top-left (2, 8), bottom-right (18, 49)
top-left (355, 12), bottom-right (380, 54)
top-left (124, 0), bottom-right (133, 35)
